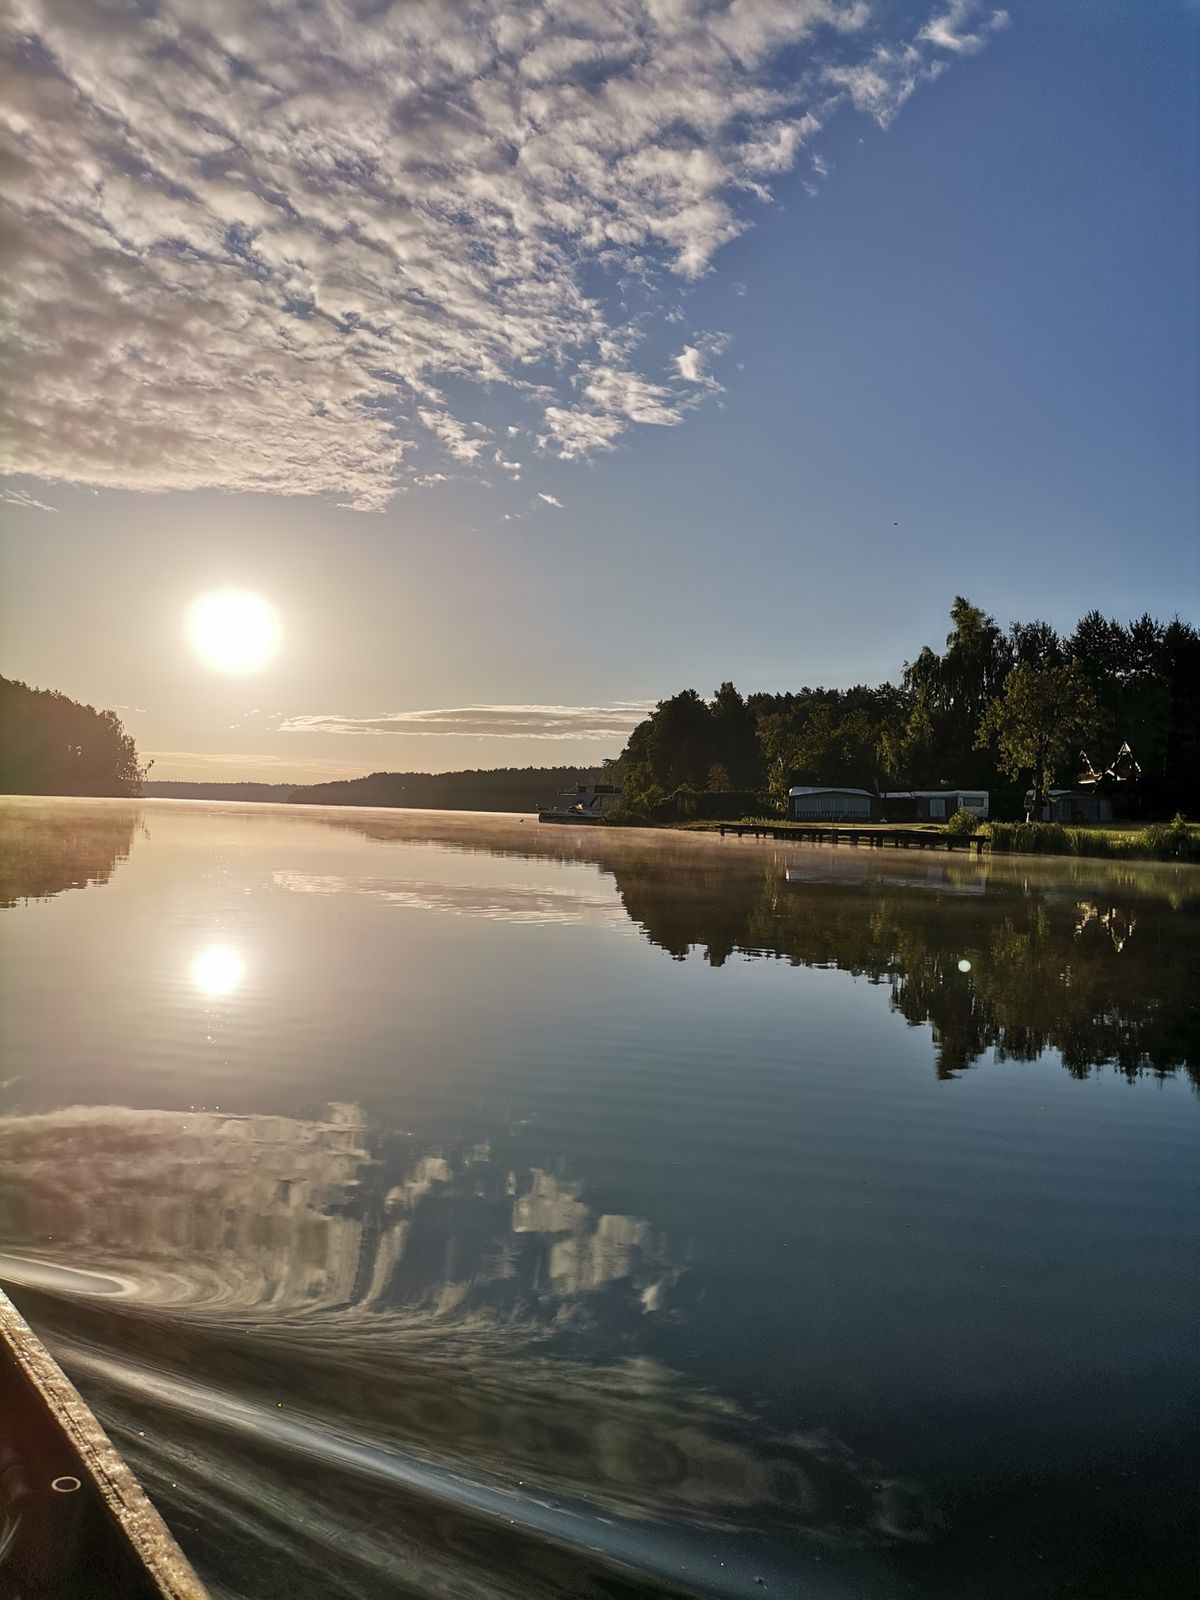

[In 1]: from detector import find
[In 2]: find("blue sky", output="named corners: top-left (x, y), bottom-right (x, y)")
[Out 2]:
top-left (1, 0), bottom-right (1196, 779)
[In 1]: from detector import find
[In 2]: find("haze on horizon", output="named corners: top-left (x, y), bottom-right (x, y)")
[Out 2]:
top-left (1, 0), bottom-right (1196, 783)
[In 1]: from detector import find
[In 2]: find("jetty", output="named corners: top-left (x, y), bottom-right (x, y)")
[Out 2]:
top-left (716, 823), bottom-right (985, 853)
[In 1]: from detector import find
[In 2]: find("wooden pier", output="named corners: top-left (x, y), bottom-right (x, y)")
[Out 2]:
top-left (716, 823), bottom-right (985, 854)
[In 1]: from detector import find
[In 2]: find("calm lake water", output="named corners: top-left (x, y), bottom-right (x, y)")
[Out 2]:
top-left (0, 797), bottom-right (1196, 1599)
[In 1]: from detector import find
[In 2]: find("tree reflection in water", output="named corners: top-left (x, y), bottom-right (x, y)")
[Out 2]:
top-left (0, 799), bottom-right (139, 907)
top-left (613, 853), bottom-right (1199, 1082)
top-left (2, 796), bottom-right (1194, 1090)
top-left (309, 810), bottom-right (1199, 1087)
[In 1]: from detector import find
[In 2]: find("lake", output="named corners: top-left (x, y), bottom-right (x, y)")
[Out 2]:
top-left (0, 797), bottom-right (1196, 1599)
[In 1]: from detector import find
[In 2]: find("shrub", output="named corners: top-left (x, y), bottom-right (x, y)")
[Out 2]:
top-left (1139, 814), bottom-right (1200, 863)
top-left (977, 820), bottom-right (1070, 854)
top-left (944, 808), bottom-right (979, 837)
top-left (1064, 827), bottom-right (1119, 858)
top-left (646, 787), bottom-right (765, 822)
top-left (601, 802), bottom-right (654, 827)
top-left (977, 814), bottom-right (1199, 863)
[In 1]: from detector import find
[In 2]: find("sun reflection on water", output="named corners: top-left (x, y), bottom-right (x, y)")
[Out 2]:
top-left (191, 945), bottom-right (244, 997)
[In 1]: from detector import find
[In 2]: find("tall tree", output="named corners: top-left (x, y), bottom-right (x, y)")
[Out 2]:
top-left (899, 598), bottom-right (1012, 786)
top-left (1066, 611), bottom-right (1169, 783)
top-left (1009, 619), bottom-right (1062, 668)
top-left (975, 662), bottom-right (1098, 817)
top-left (620, 690), bottom-right (715, 805)
top-left (1158, 619), bottom-right (1200, 812)
top-left (709, 682), bottom-right (762, 789)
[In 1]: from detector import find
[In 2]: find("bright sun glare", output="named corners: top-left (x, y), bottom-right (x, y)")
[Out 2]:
top-left (191, 945), bottom-right (245, 997)
top-left (186, 590), bottom-right (281, 675)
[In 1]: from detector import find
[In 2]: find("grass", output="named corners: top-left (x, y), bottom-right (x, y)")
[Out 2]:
top-left (977, 815), bottom-right (1200, 863)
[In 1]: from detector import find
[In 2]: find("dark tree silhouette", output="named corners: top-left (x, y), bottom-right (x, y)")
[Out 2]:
top-left (615, 601), bottom-right (1198, 821)
top-left (0, 677), bottom-right (146, 796)
top-left (291, 765), bottom-right (612, 812)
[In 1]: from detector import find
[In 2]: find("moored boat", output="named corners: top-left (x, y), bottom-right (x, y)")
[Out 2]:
top-left (538, 782), bottom-right (623, 823)
top-left (0, 1287), bottom-right (208, 1598)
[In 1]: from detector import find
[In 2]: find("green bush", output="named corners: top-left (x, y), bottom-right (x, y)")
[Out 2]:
top-left (978, 820), bottom-right (1069, 854)
top-left (602, 807), bottom-right (654, 827)
top-left (977, 813), bottom-right (1199, 863)
top-left (645, 787), bottom-right (765, 822)
top-left (944, 808), bottom-right (979, 836)
top-left (1139, 814), bottom-right (1200, 862)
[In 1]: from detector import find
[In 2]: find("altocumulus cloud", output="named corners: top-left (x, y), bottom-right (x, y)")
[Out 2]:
top-left (278, 704), bottom-right (656, 740)
top-left (0, 0), bottom-right (1005, 508)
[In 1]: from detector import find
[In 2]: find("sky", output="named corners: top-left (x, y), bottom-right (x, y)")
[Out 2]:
top-left (1, 0), bottom-right (1197, 781)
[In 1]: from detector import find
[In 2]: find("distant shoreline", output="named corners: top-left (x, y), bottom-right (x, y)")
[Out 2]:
top-left (20, 787), bottom-right (1195, 867)
top-left (141, 766), bottom-right (610, 811)
top-left (133, 787), bottom-right (1200, 864)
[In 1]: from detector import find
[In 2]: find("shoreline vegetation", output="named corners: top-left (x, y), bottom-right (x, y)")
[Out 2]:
top-left (659, 813), bottom-right (1200, 864)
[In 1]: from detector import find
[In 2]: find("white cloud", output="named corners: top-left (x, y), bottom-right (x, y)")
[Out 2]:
top-left (536, 492), bottom-right (564, 509)
top-left (142, 750), bottom-right (371, 779)
top-left (919, 1), bottom-right (1010, 55)
top-left (823, 46), bottom-right (927, 128)
top-left (0, 0), bottom-right (1002, 507)
top-left (417, 410), bottom-right (490, 465)
top-left (675, 332), bottom-right (729, 387)
top-left (826, 0), bottom-right (1006, 127)
top-left (1, 486), bottom-right (58, 512)
top-left (539, 406), bottom-right (626, 460)
top-left (277, 703), bottom-right (655, 740)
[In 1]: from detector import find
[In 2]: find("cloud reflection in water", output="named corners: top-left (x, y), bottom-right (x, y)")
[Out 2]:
top-left (0, 1100), bottom-right (937, 1593)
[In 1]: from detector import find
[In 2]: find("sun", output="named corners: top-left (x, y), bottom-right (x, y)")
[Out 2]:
top-left (186, 590), bottom-right (281, 675)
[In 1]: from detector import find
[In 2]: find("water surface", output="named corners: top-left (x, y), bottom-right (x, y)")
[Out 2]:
top-left (0, 798), bottom-right (1196, 1598)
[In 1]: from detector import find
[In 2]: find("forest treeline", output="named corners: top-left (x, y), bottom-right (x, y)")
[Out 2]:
top-left (614, 600), bottom-right (1200, 821)
top-left (289, 766), bottom-right (610, 811)
top-left (145, 771), bottom-right (608, 810)
top-left (0, 677), bottom-right (144, 796)
top-left (144, 781), bottom-right (298, 801)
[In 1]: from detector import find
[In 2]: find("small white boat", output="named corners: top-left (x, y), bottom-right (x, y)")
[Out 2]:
top-left (538, 783), bottom-right (622, 824)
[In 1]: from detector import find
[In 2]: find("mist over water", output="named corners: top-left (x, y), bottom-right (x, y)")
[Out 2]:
top-left (0, 798), bottom-right (1195, 1598)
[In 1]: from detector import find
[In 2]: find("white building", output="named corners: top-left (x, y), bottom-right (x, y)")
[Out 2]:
top-left (788, 787), bottom-right (876, 821)
top-left (882, 789), bottom-right (989, 821)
